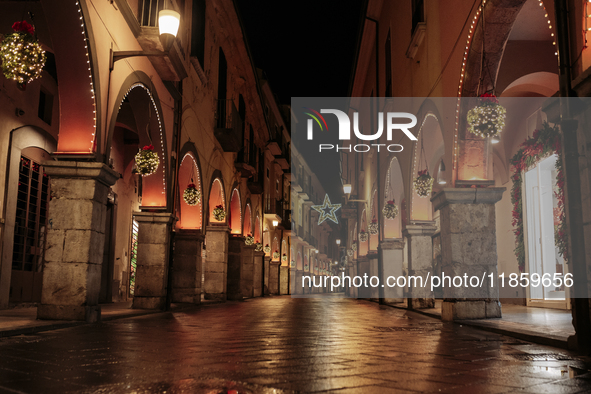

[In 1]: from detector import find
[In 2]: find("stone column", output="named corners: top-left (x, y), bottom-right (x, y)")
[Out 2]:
top-left (203, 225), bottom-right (229, 301)
top-left (172, 229), bottom-right (204, 304)
top-left (132, 212), bottom-right (174, 310)
top-left (289, 267), bottom-right (296, 295)
top-left (379, 239), bottom-right (405, 304)
top-left (269, 261), bottom-right (280, 295)
top-left (357, 256), bottom-right (370, 299)
top-left (368, 252), bottom-right (379, 301)
top-left (279, 265), bottom-right (289, 294)
top-left (38, 162), bottom-right (118, 322)
top-left (263, 255), bottom-right (271, 295)
top-left (403, 222), bottom-right (437, 309)
top-left (347, 262), bottom-right (357, 298)
top-left (241, 244), bottom-right (255, 298)
top-left (431, 188), bottom-right (505, 320)
top-left (227, 236), bottom-right (244, 301)
top-left (293, 269), bottom-right (302, 294)
top-left (253, 250), bottom-right (264, 297)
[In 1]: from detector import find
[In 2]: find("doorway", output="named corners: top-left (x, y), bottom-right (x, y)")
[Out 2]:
top-left (9, 153), bottom-right (50, 303)
top-left (524, 154), bottom-right (569, 309)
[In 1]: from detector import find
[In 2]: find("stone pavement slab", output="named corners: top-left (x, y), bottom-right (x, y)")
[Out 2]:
top-left (0, 296), bottom-right (590, 393)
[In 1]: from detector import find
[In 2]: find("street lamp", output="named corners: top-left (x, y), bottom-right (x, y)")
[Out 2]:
top-left (158, 10), bottom-right (181, 49)
top-left (336, 239), bottom-right (341, 245)
top-left (343, 184), bottom-right (352, 195)
top-left (110, 8), bottom-right (181, 70)
top-left (272, 219), bottom-right (279, 227)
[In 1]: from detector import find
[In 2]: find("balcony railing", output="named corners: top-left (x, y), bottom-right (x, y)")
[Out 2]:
top-left (214, 99), bottom-right (243, 152)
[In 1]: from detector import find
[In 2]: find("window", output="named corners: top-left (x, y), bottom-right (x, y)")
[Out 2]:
top-left (38, 89), bottom-right (53, 125)
top-left (385, 30), bottom-right (392, 97)
top-left (190, 0), bottom-right (206, 66)
top-left (411, 0), bottom-right (425, 33)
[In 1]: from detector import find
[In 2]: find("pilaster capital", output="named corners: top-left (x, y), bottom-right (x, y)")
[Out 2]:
top-left (431, 188), bottom-right (505, 211)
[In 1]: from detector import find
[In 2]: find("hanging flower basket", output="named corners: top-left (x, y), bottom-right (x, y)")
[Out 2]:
top-left (273, 251), bottom-right (280, 259)
top-left (183, 183), bottom-right (201, 206)
top-left (351, 242), bottom-right (357, 251)
top-left (347, 249), bottom-right (353, 257)
top-left (212, 204), bottom-right (226, 221)
top-left (254, 242), bottom-right (263, 252)
top-left (382, 200), bottom-right (399, 219)
top-left (135, 145), bottom-right (160, 176)
top-left (467, 93), bottom-right (506, 138)
top-left (413, 169), bottom-right (434, 197)
top-left (368, 219), bottom-right (379, 235)
top-left (244, 234), bottom-right (254, 246)
top-left (359, 230), bottom-right (368, 242)
top-left (263, 244), bottom-right (271, 254)
top-left (0, 21), bottom-right (46, 85)
top-left (281, 253), bottom-right (287, 262)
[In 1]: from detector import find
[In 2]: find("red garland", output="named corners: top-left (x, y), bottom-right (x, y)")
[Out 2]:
top-left (418, 169), bottom-right (428, 176)
top-left (479, 92), bottom-right (499, 104)
top-left (387, 200), bottom-right (394, 205)
top-left (142, 144), bottom-right (154, 151)
top-left (12, 21), bottom-right (35, 35)
top-left (187, 183), bottom-right (196, 189)
top-left (215, 204), bottom-right (224, 210)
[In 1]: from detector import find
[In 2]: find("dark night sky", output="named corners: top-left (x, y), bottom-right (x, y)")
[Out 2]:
top-left (236, 0), bottom-right (365, 200)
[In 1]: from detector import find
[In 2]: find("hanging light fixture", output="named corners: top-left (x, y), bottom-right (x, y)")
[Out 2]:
top-left (343, 184), bottom-right (352, 194)
top-left (158, 9), bottom-right (181, 50)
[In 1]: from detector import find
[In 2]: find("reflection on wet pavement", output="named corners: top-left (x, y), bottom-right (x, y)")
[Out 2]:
top-left (0, 296), bottom-right (590, 393)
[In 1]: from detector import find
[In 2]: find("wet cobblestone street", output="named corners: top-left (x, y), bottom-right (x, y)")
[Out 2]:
top-left (1, 295), bottom-right (591, 393)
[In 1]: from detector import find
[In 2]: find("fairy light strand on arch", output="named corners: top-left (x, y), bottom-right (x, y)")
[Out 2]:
top-left (75, 1), bottom-right (97, 153)
top-left (117, 83), bottom-right (167, 195)
top-left (181, 152), bottom-right (202, 226)
top-left (452, 0), bottom-right (556, 178)
top-left (411, 113), bottom-right (437, 219)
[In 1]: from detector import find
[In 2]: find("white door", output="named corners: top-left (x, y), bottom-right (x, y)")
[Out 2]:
top-left (524, 154), bottom-right (569, 309)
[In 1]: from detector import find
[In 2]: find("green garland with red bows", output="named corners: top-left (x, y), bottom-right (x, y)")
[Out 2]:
top-left (510, 122), bottom-right (567, 272)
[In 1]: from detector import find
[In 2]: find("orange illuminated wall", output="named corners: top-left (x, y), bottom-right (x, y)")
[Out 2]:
top-left (229, 189), bottom-right (241, 234)
top-left (254, 216), bottom-right (261, 244)
top-left (209, 178), bottom-right (225, 223)
top-left (243, 204), bottom-right (252, 236)
top-left (177, 153), bottom-right (202, 229)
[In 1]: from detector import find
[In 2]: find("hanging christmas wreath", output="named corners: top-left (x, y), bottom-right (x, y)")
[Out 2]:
top-left (368, 218), bottom-right (379, 235)
top-left (183, 183), bottom-right (201, 206)
top-left (413, 169), bottom-right (434, 197)
top-left (212, 204), bottom-right (226, 221)
top-left (254, 242), bottom-right (263, 252)
top-left (510, 122), bottom-right (567, 273)
top-left (244, 234), bottom-right (254, 246)
top-left (304, 263), bottom-right (309, 271)
top-left (273, 251), bottom-right (280, 259)
top-left (263, 244), bottom-right (271, 254)
top-left (467, 93), bottom-right (506, 138)
top-left (135, 144), bottom-right (160, 176)
top-left (347, 249), bottom-right (353, 257)
top-left (351, 242), bottom-right (357, 251)
top-left (382, 200), bottom-right (399, 219)
top-left (0, 21), bottom-right (46, 85)
top-left (290, 260), bottom-right (295, 268)
top-left (281, 253), bottom-right (287, 262)
top-left (359, 230), bottom-right (368, 242)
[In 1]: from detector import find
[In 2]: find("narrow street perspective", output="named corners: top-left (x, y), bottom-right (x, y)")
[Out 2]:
top-left (1, 296), bottom-right (590, 394)
top-left (2, 0), bottom-right (591, 393)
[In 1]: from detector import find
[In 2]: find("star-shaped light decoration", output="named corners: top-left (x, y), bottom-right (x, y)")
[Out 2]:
top-left (311, 194), bottom-right (341, 225)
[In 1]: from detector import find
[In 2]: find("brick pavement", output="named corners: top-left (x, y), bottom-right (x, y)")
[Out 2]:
top-left (0, 295), bottom-right (590, 393)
